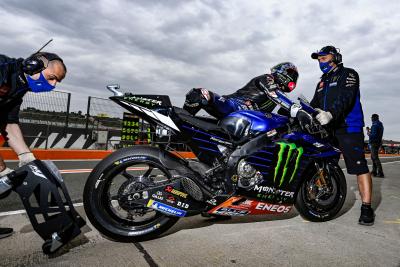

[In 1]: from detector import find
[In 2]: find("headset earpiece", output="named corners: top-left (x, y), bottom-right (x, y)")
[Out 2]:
top-left (22, 52), bottom-right (64, 76)
top-left (335, 52), bottom-right (342, 64)
top-left (22, 54), bottom-right (46, 76)
top-left (333, 47), bottom-right (342, 64)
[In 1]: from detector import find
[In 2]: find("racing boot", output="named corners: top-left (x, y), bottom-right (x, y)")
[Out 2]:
top-left (359, 203), bottom-right (375, 226)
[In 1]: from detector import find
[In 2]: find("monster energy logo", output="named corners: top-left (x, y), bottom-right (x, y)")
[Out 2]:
top-left (274, 142), bottom-right (303, 186)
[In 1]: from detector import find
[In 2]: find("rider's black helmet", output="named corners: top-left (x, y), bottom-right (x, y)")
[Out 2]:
top-left (271, 62), bottom-right (299, 92)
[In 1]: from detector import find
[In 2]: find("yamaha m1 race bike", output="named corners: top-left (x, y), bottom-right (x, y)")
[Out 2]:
top-left (83, 85), bottom-right (346, 241)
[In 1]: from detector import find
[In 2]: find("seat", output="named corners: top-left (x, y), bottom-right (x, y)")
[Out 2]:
top-left (173, 107), bottom-right (222, 132)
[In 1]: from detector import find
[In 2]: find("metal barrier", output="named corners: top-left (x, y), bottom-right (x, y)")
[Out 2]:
top-left (85, 96), bottom-right (124, 136)
top-left (20, 90), bottom-right (71, 129)
top-left (13, 93), bottom-right (190, 151)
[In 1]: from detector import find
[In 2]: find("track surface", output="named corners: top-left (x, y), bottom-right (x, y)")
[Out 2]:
top-left (0, 157), bottom-right (399, 266)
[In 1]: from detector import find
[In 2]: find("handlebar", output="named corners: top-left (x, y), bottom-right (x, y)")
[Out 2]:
top-left (298, 98), bottom-right (318, 115)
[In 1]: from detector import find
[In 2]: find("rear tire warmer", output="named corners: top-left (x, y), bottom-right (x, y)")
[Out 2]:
top-left (83, 146), bottom-right (179, 242)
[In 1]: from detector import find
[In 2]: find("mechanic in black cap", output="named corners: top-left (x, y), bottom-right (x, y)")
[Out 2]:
top-left (0, 51), bottom-right (66, 238)
top-left (309, 45), bottom-right (375, 226)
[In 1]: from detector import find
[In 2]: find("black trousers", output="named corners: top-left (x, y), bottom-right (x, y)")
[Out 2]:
top-left (370, 143), bottom-right (383, 174)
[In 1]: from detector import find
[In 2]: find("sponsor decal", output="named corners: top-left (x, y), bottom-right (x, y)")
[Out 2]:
top-left (28, 165), bottom-right (47, 180)
top-left (255, 203), bottom-right (291, 213)
top-left (176, 201), bottom-right (189, 209)
top-left (206, 198), bottom-right (217, 206)
top-left (240, 200), bottom-right (254, 207)
top-left (274, 142), bottom-right (303, 186)
top-left (166, 195), bottom-right (175, 204)
top-left (214, 207), bottom-right (249, 216)
top-left (164, 186), bottom-right (188, 199)
top-left (257, 193), bottom-right (274, 200)
top-left (254, 185), bottom-right (295, 198)
top-left (209, 196), bottom-right (292, 216)
top-left (152, 191), bottom-right (164, 201)
top-left (123, 96), bottom-right (162, 107)
top-left (128, 223), bottom-right (161, 236)
top-left (329, 82), bottom-right (337, 87)
top-left (94, 179), bottom-right (102, 189)
top-left (313, 142), bottom-right (324, 148)
top-left (114, 156), bottom-right (147, 165)
top-left (147, 199), bottom-right (186, 217)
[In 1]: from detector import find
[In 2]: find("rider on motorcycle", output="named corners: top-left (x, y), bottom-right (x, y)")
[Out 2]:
top-left (183, 62), bottom-right (314, 130)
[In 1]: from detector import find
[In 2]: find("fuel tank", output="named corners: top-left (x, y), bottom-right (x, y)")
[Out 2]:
top-left (219, 110), bottom-right (289, 139)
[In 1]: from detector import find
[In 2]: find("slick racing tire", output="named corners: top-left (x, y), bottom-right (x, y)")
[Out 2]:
top-left (295, 161), bottom-right (346, 222)
top-left (83, 146), bottom-right (179, 242)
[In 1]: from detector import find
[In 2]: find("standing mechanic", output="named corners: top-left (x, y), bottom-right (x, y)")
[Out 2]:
top-left (368, 114), bottom-right (384, 177)
top-left (0, 52), bottom-right (66, 238)
top-left (310, 46), bottom-right (375, 225)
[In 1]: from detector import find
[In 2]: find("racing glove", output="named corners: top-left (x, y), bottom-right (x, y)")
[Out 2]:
top-left (315, 108), bottom-right (333, 125)
top-left (18, 152), bottom-right (36, 167)
top-left (290, 104), bottom-right (314, 131)
top-left (296, 109), bottom-right (315, 132)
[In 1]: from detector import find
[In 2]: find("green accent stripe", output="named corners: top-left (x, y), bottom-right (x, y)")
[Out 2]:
top-left (274, 142), bottom-right (303, 186)
top-left (280, 143), bottom-right (296, 186)
top-left (274, 142), bottom-right (286, 183)
top-left (289, 146), bottom-right (303, 183)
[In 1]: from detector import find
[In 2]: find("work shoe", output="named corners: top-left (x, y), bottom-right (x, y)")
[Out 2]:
top-left (359, 204), bottom-right (375, 226)
top-left (0, 227), bottom-right (13, 239)
top-left (376, 173), bottom-right (385, 178)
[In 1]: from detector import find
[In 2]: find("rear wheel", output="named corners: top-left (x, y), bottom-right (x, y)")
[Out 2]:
top-left (295, 161), bottom-right (346, 222)
top-left (83, 146), bottom-right (179, 242)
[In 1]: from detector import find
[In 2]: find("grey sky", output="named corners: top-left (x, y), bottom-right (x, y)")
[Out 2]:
top-left (0, 0), bottom-right (399, 140)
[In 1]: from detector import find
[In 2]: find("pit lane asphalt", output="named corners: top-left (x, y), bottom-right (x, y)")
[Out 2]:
top-left (0, 157), bottom-right (399, 266)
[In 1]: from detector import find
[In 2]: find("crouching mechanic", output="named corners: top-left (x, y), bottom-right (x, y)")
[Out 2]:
top-left (0, 52), bottom-right (66, 238)
top-left (310, 46), bottom-right (374, 225)
top-left (183, 62), bottom-right (315, 131)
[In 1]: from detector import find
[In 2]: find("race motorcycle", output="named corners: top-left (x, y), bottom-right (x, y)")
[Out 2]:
top-left (83, 84), bottom-right (346, 242)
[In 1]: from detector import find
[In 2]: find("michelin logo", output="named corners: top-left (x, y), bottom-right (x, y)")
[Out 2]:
top-left (147, 200), bottom-right (186, 217)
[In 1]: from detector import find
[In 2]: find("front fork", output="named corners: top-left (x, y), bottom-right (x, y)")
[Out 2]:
top-left (314, 162), bottom-right (328, 187)
top-left (307, 161), bottom-right (330, 200)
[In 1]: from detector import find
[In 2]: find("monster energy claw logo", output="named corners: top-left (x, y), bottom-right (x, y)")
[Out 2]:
top-left (274, 142), bottom-right (303, 186)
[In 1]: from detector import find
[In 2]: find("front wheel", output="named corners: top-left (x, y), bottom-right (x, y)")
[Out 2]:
top-left (295, 161), bottom-right (347, 222)
top-left (83, 146), bottom-right (179, 242)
